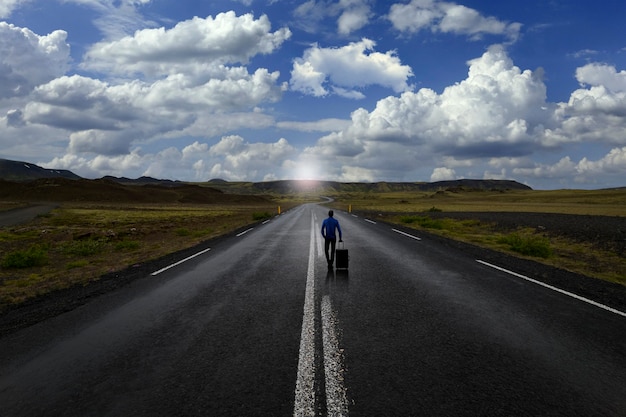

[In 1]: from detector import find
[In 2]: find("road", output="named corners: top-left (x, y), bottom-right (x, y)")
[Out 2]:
top-left (0, 203), bottom-right (624, 416)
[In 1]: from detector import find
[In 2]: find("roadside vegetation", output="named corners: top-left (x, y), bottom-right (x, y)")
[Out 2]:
top-left (0, 202), bottom-right (296, 309)
top-left (326, 187), bottom-right (626, 286)
top-left (1, 183), bottom-right (624, 311)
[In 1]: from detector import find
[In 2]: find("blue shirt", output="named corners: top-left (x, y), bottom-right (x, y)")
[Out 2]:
top-left (321, 217), bottom-right (342, 240)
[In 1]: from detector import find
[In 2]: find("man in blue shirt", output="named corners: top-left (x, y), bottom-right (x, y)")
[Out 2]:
top-left (321, 210), bottom-right (342, 268)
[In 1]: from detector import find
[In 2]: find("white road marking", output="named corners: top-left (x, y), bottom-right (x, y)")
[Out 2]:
top-left (392, 228), bottom-right (422, 241)
top-left (321, 295), bottom-right (349, 416)
top-left (477, 260), bottom-right (626, 318)
top-left (364, 219), bottom-right (377, 224)
top-left (262, 219), bottom-right (271, 224)
top-left (294, 216), bottom-right (317, 416)
top-left (295, 213), bottom-right (350, 416)
top-left (236, 228), bottom-right (254, 237)
top-left (150, 248), bottom-right (211, 276)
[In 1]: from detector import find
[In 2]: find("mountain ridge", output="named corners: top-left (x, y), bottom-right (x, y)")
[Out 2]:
top-left (0, 157), bottom-right (532, 193)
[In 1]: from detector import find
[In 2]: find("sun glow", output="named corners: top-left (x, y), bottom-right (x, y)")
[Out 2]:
top-left (293, 163), bottom-right (319, 180)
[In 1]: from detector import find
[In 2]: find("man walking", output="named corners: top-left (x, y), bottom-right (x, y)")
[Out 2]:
top-left (321, 210), bottom-right (342, 268)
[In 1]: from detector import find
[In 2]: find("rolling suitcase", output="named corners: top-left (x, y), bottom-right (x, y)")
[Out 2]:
top-left (335, 241), bottom-right (349, 269)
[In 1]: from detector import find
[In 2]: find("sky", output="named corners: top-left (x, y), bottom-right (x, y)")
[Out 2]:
top-left (1, 0), bottom-right (626, 189)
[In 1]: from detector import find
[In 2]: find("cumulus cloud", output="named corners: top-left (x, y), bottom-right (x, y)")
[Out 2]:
top-left (302, 45), bottom-right (550, 180)
top-left (147, 136), bottom-right (297, 181)
top-left (430, 167), bottom-right (456, 181)
top-left (11, 10), bottom-right (290, 157)
top-left (576, 63), bottom-right (626, 92)
top-left (388, 0), bottom-right (521, 41)
top-left (541, 63), bottom-right (626, 148)
top-left (0, 0), bottom-right (29, 18)
top-left (22, 65), bottom-right (285, 155)
top-left (290, 38), bottom-right (414, 98)
top-left (337, 0), bottom-right (373, 35)
top-left (0, 22), bottom-right (70, 98)
top-left (294, 0), bottom-right (372, 35)
top-left (83, 12), bottom-right (291, 77)
top-left (296, 45), bottom-right (626, 186)
top-left (511, 147), bottom-right (626, 186)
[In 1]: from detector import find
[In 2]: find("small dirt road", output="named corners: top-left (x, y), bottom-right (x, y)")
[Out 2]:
top-left (0, 204), bottom-right (57, 227)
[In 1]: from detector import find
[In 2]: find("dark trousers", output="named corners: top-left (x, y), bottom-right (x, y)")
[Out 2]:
top-left (324, 238), bottom-right (336, 264)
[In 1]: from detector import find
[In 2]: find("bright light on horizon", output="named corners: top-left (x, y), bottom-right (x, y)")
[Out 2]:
top-left (293, 162), bottom-right (319, 180)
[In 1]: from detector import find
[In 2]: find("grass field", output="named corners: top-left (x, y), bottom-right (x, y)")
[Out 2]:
top-left (0, 202), bottom-right (294, 309)
top-left (326, 188), bottom-right (626, 216)
top-left (325, 188), bottom-right (626, 286)
top-left (1, 186), bottom-right (625, 310)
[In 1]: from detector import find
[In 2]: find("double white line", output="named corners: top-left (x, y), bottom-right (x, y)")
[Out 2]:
top-left (294, 214), bottom-right (349, 416)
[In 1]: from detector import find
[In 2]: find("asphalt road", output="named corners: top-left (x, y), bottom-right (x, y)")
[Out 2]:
top-left (0, 204), bottom-right (624, 416)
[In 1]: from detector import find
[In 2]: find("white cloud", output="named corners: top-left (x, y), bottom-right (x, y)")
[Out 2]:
top-left (83, 12), bottom-right (291, 77)
top-left (430, 167), bottom-right (456, 181)
top-left (21, 66), bottom-right (285, 155)
top-left (290, 38), bottom-right (414, 97)
top-left (0, 0), bottom-right (29, 18)
top-left (277, 118), bottom-right (351, 132)
top-left (300, 45), bottom-right (551, 181)
top-left (0, 22), bottom-right (70, 98)
top-left (575, 63), bottom-right (626, 93)
top-left (59, 0), bottom-right (156, 39)
top-left (388, 0), bottom-right (521, 41)
top-left (201, 136), bottom-right (297, 181)
top-left (337, 0), bottom-right (372, 35)
top-left (293, 0), bottom-right (372, 35)
top-left (297, 46), bottom-right (626, 185)
top-left (511, 147), bottom-right (626, 186)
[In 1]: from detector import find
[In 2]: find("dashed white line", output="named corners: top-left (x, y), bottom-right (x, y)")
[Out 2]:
top-left (364, 219), bottom-right (377, 224)
top-left (150, 248), bottom-right (211, 276)
top-left (236, 228), bottom-right (254, 237)
top-left (477, 260), bottom-right (626, 318)
top-left (392, 228), bottom-right (422, 241)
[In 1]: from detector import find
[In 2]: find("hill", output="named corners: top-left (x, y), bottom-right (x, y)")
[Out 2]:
top-left (0, 177), bottom-right (269, 204)
top-left (0, 157), bottom-right (532, 195)
top-left (246, 179), bottom-right (532, 194)
top-left (0, 159), bottom-right (81, 181)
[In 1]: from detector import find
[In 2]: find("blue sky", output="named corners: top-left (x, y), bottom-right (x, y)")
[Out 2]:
top-left (1, 0), bottom-right (626, 189)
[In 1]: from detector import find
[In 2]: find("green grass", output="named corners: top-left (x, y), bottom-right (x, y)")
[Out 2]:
top-left (498, 233), bottom-right (552, 258)
top-left (328, 188), bottom-right (626, 286)
top-left (62, 239), bottom-right (107, 256)
top-left (0, 201), bottom-right (293, 308)
top-left (252, 211), bottom-right (273, 221)
top-left (2, 245), bottom-right (48, 269)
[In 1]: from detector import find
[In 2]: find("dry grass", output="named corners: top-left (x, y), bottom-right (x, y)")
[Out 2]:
top-left (328, 188), bottom-right (626, 286)
top-left (331, 188), bottom-right (626, 216)
top-left (0, 202), bottom-right (289, 308)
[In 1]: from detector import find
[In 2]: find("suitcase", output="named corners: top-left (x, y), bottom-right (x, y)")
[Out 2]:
top-left (335, 241), bottom-right (349, 269)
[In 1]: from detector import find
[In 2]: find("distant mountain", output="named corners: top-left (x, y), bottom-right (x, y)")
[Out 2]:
top-left (0, 177), bottom-right (274, 204)
top-left (0, 158), bottom-right (81, 181)
top-left (0, 158), bottom-right (532, 193)
top-left (248, 179), bottom-right (532, 193)
top-left (101, 175), bottom-right (183, 187)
